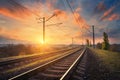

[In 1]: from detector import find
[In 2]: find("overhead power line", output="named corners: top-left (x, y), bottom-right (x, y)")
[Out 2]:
top-left (65, 0), bottom-right (92, 33)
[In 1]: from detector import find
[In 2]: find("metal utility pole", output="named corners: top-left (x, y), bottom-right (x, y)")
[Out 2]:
top-left (37, 15), bottom-right (62, 44)
top-left (92, 25), bottom-right (95, 48)
top-left (43, 17), bottom-right (45, 43)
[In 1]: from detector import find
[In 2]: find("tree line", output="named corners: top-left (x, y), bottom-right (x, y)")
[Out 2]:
top-left (86, 32), bottom-right (120, 52)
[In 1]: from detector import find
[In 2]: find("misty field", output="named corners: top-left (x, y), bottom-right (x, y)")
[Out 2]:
top-left (0, 44), bottom-right (67, 58)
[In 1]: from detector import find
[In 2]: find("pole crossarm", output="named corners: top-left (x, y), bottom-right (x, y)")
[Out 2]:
top-left (46, 23), bottom-right (62, 27)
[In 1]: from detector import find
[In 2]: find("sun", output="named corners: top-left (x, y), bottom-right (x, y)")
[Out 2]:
top-left (40, 40), bottom-right (45, 44)
top-left (35, 37), bottom-right (51, 45)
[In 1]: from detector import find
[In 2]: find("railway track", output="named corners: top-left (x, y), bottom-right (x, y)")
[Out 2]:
top-left (0, 46), bottom-right (82, 80)
top-left (8, 47), bottom-right (86, 80)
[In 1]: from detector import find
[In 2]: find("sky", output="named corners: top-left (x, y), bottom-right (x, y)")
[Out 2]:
top-left (0, 0), bottom-right (120, 44)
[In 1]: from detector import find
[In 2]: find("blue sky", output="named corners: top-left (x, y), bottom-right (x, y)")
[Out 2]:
top-left (0, 0), bottom-right (120, 44)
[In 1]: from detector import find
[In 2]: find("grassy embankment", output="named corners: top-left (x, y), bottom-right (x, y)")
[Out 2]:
top-left (90, 48), bottom-right (120, 72)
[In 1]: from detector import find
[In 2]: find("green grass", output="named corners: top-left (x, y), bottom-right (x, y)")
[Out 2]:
top-left (90, 48), bottom-right (120, 72)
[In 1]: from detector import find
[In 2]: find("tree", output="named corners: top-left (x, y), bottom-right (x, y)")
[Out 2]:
top-left (96, 43), bottom-right (102, 49)
top-left (86, 39), bottom-right (90, 47)
top-left (89, 41), bottom-right (92, 47)
top-left (102, 32), bottom-right (110, 50)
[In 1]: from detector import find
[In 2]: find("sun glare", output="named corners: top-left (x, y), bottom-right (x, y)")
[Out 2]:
top-left (40, 40), bottom-right (45, 44)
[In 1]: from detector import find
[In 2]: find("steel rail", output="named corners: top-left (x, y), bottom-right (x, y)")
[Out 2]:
top-left (60, 47), bottom-right (86, 80)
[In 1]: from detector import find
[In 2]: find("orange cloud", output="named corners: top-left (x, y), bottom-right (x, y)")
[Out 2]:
top-left (53, 9), bottom-right (67, 18)
top-left (75, 7), bottom-right (81, 12)
top-left (0, 0), bottom-right (36, 21)
top-left (108, 14), bottom-right (120, 21)
top-left (73, 12), bottom-right (89, 29)
top-left (0, 7), bottom-right (32, 21)
top-left (100, 6), bottom-right (115, 21)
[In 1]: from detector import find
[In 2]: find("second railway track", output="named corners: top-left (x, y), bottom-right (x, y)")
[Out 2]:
top-left (8, 47), bottom-right (86, 80)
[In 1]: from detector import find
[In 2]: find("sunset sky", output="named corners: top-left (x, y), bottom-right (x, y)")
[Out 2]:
top-left (0, 0), bottom-right (120, 44)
